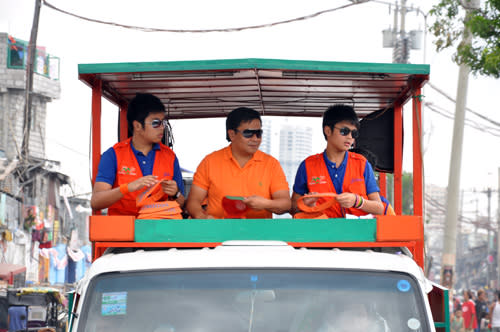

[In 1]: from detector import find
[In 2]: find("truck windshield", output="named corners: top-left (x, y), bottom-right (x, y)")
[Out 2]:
top-left (78, 269), bottom-right (429, 332)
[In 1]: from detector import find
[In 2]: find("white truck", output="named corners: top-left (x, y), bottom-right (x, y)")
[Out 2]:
top-left (69, 59), bottom-right (449, 332)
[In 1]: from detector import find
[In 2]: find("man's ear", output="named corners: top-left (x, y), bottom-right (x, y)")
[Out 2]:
top-left (324, 126), bottom-right (332, 137)
top-left (133, 120), bottom-right (143, 132)
top-left (227, 129), bottom-right (236, 142)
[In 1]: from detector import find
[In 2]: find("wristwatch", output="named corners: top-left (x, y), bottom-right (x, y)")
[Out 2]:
top-left (171, 191), bottom-right (181, 200)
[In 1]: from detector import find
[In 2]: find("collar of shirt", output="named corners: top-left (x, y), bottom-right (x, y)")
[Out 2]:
top-left (322, 150), bottom-right (348, 170)
top-left (130, 142), bottom-right (161, 156)
top-left (224, 145), bottom-right (264, 164)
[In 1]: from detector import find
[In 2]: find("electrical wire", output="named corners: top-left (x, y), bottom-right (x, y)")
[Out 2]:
top-left (425, 102), bottom-right (500, 137)
top-left (428, 82), bottom-right (500, 128)
top-left (41, 0), bottom-right (371, 33)
top-left (424, 192), bottom-right (498, 231)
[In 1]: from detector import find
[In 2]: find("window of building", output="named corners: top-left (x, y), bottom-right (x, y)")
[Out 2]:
top-left (7, 35), bottom-right (59, 80)
top-left (7, 35), bottom-right (27, 68)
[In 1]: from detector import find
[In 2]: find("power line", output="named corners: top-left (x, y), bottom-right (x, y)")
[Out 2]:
top-left (425, 102), bottom-right (500, 137)
top-left (42, 0), bottom-right (370, 33)
top-left (428, 82), bottom-right (500, 128)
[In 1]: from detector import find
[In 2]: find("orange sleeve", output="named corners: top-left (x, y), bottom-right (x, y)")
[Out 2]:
top-left (269, 157), bottom-right (289, 194)
top-left (192, 155), bottom-right (211, 191)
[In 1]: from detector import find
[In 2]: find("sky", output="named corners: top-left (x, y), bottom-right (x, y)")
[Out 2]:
top-left (1, 0), bottom-right (500, 204)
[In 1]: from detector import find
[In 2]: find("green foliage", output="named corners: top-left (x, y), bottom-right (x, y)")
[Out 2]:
top-left (384, 172), bottom-right (413, 215)
top-left (430, 0), bottom-right (500, 78)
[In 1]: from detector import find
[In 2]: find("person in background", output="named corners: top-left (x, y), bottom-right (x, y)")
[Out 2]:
top-left (451, 308), bottom-right (465, 332)
top-left (7, 306), bottom-right (27, 332)
top-left (475, 289), bottom-right (489, 332)
top-left (489, 290), bottom-right (500, 332)
top-left (291, 104), bottom-right (384, 217)
top-left (186, 107), bottom-right (290, 219)
top-left (463, 290), bottom-right (478, 332)
top-left (91, 93), bottom-right (185, 216)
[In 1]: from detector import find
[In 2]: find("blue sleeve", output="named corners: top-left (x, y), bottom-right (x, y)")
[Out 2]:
top-left (292, 160), bottom-right (309, 195)
top-left (363, 160), bottom-right (380, 195)
top-left (95, 147), bottom-right (117, 185)
top-left (173, 156), bottom-right (185, 196)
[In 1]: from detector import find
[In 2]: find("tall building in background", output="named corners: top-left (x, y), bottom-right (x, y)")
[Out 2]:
top-left (260, 118), bottom-right (273, 155)
top-left (261, 118), bottom-right (313, 190)
top-left (279, 122), bottom-right (313, 189)
top-left (260, 119), bottom-right (313, 218)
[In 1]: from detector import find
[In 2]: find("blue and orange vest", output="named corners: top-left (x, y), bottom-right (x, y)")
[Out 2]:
top-left (305, 152), bottom-right (394, 217)
top-left (305, 152), bottom-right (368, 218)
top-left (107, 138), bottom-right (176, 216)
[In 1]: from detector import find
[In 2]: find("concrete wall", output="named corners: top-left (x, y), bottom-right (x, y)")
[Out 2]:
top-left (0, 32), bottom-right (60, 160)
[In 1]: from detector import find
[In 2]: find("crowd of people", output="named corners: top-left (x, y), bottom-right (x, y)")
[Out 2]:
top-left (451, 289), bottom-right (500, 332)
top-left (90, 93), bottom-right (395, 219)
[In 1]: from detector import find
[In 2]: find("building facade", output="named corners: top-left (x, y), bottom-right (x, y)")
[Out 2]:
top-left (0, 32), bottom-right (90, 286)
top-left (279, 122), bottom-right (313, 188)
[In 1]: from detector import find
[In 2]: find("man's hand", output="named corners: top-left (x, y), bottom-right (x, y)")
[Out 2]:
top-left (335, 192), bottom-right (357, 208)
top-left (302, 192), bottom-right (319, 207)
top-left (127, 175), bottom-right (158, 193)
top-left (161, 179), bottom-right (178, 197)
top-left (242, 195), bottom-right (268, 211)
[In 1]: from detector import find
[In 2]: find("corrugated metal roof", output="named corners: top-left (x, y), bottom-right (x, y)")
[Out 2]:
top-left (78, 58), bottom-right (429, 119)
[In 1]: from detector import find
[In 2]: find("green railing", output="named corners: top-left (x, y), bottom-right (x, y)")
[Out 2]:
top-left (7, 35), bottom-right (60, 80)
top-left (135, 218), bottom-right (377, 243)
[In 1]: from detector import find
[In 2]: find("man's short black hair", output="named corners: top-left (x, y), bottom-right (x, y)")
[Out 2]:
top-left (226, 107), bottom-right (261, 142)
top-left (322, 104), bottom-right (360, 140)
top-left (127, 93), bottom-right (166, 134)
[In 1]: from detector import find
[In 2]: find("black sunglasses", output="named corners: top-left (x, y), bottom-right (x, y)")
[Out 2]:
top-left (235, 129), bottom-right (263, 139)
top-left (334, 126), bottom-right (359, 138)
top-left (147, 119), bottom-right (168, 128)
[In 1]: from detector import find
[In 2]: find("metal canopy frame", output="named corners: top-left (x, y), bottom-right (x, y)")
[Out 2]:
top-left (78, 58), bottom-right (429, 216)
top-left (79, 58), bottom-right (429, 119)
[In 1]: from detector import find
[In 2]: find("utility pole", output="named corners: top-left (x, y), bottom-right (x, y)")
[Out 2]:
top-left (487, 187), bottom-right (492, 288)
top-left (497, 167), bottom-right (500, 289)
top-left (441, 1), bottom-right (478, 289)
top-left (21, 0), bottom-right (42, 162)
top-left (382, 1), bottom-right (425, 63)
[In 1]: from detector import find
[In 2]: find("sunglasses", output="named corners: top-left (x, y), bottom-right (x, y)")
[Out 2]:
top-left (147, 119), bottom-right (168, 128)
top-left (235, 129), bottom-right (263, 139)
top-left (334, 126), bottom-right (359, 138)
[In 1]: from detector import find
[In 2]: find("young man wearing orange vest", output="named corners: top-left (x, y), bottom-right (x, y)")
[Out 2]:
top-left (91, 93), bottom-right (185, 216)
top-left (291, 104), bottom-right (384, 217)
top-left (186, 107), bottom-right (291, 219)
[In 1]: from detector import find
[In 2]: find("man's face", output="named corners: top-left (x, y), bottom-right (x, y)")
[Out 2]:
top-left (325, 120), bottom-right (358, 152)
top-left (135, 112), bottom-right (167, 143)
top-left (228, 119), bottom-right (262, 156)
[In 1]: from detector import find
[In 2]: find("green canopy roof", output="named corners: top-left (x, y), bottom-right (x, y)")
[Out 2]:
top-left (79, 58), bottom-right (429, 119)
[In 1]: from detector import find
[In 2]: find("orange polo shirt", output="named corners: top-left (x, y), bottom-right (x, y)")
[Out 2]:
top-left (192, 145), bottom-right (289, 219)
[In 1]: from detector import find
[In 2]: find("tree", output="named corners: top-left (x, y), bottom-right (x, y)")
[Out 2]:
top-left (385, 172), bottom-right (413, 215)
top-left (429, 0), bottom-right (500, 78)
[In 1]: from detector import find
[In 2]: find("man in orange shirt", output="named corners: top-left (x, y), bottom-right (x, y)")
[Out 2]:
top-left (186, 107), bottom-right (290, 219)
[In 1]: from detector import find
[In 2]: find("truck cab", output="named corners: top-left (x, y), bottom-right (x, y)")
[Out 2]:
top-left (71, 58), bottom-right (448, 332)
